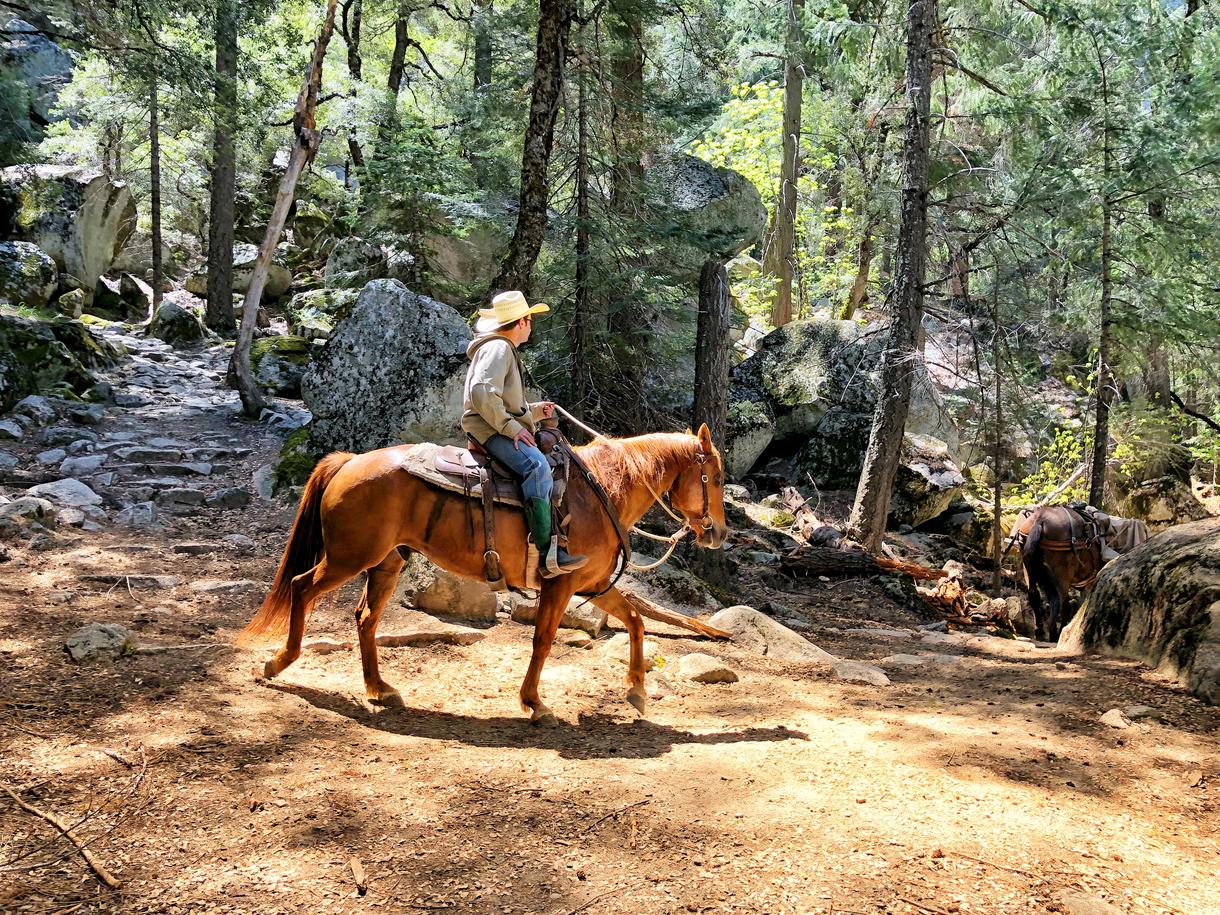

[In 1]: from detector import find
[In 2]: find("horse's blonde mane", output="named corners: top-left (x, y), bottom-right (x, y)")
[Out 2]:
top-left (577, 432), bottom-right (698, 503)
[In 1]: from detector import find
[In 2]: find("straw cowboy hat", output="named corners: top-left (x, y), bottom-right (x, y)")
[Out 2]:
top-left (476, 290), bottom-right (550, 333)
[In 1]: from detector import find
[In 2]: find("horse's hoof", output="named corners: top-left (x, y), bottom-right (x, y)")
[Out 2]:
top-left (529, 705), bottom-right (557, 727)
top-left (368, 688), bottom-right (404, 708)
top-left (627, 688), bottom-right (648, 718)
top-left (261, 659), bottom-right (279, 680)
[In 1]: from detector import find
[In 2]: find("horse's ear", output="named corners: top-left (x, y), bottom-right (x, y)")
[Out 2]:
top-left (696, 423), bottom-right (712, 449)
top-left (684, 427), bottom-right (693, 435)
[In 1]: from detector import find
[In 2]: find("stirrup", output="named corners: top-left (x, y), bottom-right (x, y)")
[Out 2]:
top-left (540, 540), bottom-right (588, 578)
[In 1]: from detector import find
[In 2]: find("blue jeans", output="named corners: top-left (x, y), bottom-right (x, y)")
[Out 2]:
top-left (482, 433), bottom-right (552, 504)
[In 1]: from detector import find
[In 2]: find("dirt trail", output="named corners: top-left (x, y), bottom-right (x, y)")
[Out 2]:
top-left (1, 338), bottom-right (1217, 915)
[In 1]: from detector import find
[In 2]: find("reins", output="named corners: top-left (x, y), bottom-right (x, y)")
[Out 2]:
top-left (553, 406), bottom-right (701, 573)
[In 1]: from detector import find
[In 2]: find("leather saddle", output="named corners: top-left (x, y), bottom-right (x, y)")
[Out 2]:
top-left (405, 425), bottom-right (572, 592)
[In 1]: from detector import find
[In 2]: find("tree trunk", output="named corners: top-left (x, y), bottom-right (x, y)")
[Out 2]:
top-left (473, 0), bottom-right (493, 91)
top-left (388, 6), bottom-right (408, 97)
top-left (766, 0), bottom-right (804, 327)
top-left (847, 0), bottom-right (935, 553)
top-left (608, 0), bottom-right (644, 216)
top-left (205, 0), bottom-right (238, 334)
top-left (230, 0), bottom-right (339, 417)
top-left (149, 64), bottom-right (163, 309)
top-left (692, 258), bottom-right (730, 449)
top-left (991, 279), bottom-right (1002, 595)
top-left (840, 121), bottom-right (889, 320)
top-left (1089, 49), bottom-right (1113, 509)
top-left (570, 32), bottom-right (593, 419)
top-left (340, 0), bottom-right (365, 169)
top-left (490, 0), bottom-right (573, 295)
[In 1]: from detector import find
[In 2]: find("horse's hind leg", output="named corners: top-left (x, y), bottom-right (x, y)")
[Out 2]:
top-left (520, 578), bottom-right (579, 725)
top-left (264, 558), bottom-right (350, 679)
top-left (591, 587), bottom-right (648, 717)
top-left (355, 549), bottom-right (407, 706)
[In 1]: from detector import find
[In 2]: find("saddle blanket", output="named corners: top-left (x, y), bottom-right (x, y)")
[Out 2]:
top-left (402, 443), bottom-right (525, 508)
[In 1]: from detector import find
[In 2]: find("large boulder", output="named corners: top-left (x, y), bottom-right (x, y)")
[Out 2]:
top-left (324, 237), bottom-right (387, 289)
top-left (418, 196), bottom-right (510, 307)
top-left (184, 243), bottom-right (292, 300)
top-left (890, 433), bottom-right (966, 528)
top-left (251, 335), bottom-right (311, 398)
top-left (1113, 441), bottom-right (1209, 528)
top-left (646, 154), bottom-right (767, 281)
top-left (1061, 518), bottom-right (1220, 704)
top-left (726, 318), bottom-right (959, 482)
top-left (0, 19), bottom-right (73, 129)
top-left (0, 240), bottom-right (57, 307)
top-left (302, 279), bottom-right (471, 451)
top-left (0, 165), bottom-right (136, 304)
top-left (0, 313), bottom-right (120, 411)
top-left (148, 297), bottom-right (205, 347)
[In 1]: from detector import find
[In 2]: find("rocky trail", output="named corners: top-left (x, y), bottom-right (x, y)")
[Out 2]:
top-left (1, 337), bottom-right (1217, 915)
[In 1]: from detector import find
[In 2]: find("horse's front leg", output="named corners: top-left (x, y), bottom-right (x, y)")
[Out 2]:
top-left (355, 549), bottom-right (407, 706)
top-left (520, 578), bottom-right (579, 725)
top-left (590, 586), bottom-right (648, 716)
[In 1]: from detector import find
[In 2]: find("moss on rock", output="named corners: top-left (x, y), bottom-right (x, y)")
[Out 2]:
top-left (274, 426), bottom-right (323, 491)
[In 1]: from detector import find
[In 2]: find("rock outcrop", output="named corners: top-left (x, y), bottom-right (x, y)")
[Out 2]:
top-left (148, 297), bottom-right (206, 347)
top-left (1061, 518), bottom-right (1220, 705)
top-left (302, 280), bottom-right (471, 451)
top-left (250, 335), bottom-right (311, 397)
top-left (0, 19), bottom-right (73, 133)
top-left (726, 318), bottom-right (959, 486)
top-left (0, 165), bottom-right (136, 304)
top-left (324, 237), bottom-right (386, 289)
top-left (285, 287), bottom-right (358, 340)
top-left (647, 154), bottom-right (767, 280)
top-left (0, 313), bottom-right (120, 410)
top-left (0, 240), bottom-right (57, 307)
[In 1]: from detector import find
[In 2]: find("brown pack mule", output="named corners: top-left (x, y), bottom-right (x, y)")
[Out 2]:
top-left (236, 424), bottom-right (728, 724)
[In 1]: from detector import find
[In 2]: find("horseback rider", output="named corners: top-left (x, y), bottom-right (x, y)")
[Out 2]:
top-left (462, 290), bottom-right (588, 578)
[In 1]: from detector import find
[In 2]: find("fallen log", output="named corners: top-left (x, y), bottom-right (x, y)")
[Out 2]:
top-left (619, 590), bottom-right (731, 640)
top-left (780, 545), bottom-right (945, 582)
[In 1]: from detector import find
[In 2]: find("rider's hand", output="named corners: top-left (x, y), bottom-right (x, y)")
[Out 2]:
top-left (537, 401), bottom-right (556, 419)
top-left (513, 428), bottom-right (536, 450)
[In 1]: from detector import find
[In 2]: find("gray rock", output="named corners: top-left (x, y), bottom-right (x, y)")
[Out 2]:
top-left (324, 237), bottom-right (387, 289)
top-left (0, 496), bottom-right (56, 524)
top-left (80, 573), bottom-right (178, 590)
top-left (0, 240), bottom-right (58, 308)
top-left (0, 449), bottom-right (17, 469)
top-left (1055, 891), bottom-right (1125, 915)
top-left (1100, 708), bottom-right (1132, 729)
top-left (678, 652), bottom-right (739, 683)
top-left (1122, 704), bottom-right (1158, 720)
top-left (56, 506), bottom-right (85, 526)
top-left (606, 632), bottom-right (663, 671)
top-left (65, 438), bottom-right (94, 455)
top-left (374, 608), bottom-right (487, 647)
top-left (647, 154), bottom-right (767, 281)
top-left (25, 477), bottom-right (101, 506)
top-left (0, 19), bottom-right (73, 128)
top-left (69, 403), bottom-right (105, 425)
top-left (302, 280), bottom-right (471, 451)
top-left (510, 594), bottom-right (608, 636)
top-left (36, 447), bottom-right (66, 464)
top-left (206, 488), bottom-right (251, 509)
top-left (222, 533), bottom-right (256, 550)
top-left (397, 554), bottom-right (498, 622)
top-left (184, 243), bottom-right (292, 300)
top-left (881, 654), bottom-right (930, 667)
top-left (250, 336), bottom-right (310, 398)
top-left (156, 488), bottom-right (207, 506)
top-left (11, 395), bottom-right (56, 426)
top-left (189, 579), bottom-right (258, 594)
top-left (252, 465), bottom-right (275, 500)
top-left (148, 299), bottom-right (205, 347)
top-left (0, 165), bottom-right (136, 303)
top-left (147, 462), bottom-right (212, 477)
top-left (303, 637), bottom-right (353, 655)
top-left (116, 501), bottom-right (157, 527)
top-left (29, 532), bottom-right (56, 551)
top-left (172, 542), bottom-right (220, 555)
top-left (0, 420), bottom-right (23, 440)
top-left (831, 659), bottom-right (891, 686)
top-left (65, 623), bottom-right (136, 663)
top-left (113, 446), bottom-right (183, 463)
top-left (706, 605), bottom-right (837, 664)
top-left (59, 454), bottom-right (106, 476)
top-left (558, 630), bottom-right (594, 648)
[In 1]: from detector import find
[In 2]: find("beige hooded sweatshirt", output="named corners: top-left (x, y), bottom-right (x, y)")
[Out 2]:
top-left (461, 333), bottom-right (546, 444)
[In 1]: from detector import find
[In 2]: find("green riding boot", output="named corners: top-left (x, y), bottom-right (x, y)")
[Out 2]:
top-left (524, 497), bottom-right (588, 578)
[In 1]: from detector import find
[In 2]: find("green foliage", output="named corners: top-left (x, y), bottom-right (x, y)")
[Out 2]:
top-left (1011, 428), bottom-right (1091, 505)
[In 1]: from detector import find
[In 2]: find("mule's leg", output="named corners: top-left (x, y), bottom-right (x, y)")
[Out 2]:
top-left (590, 587), bottom-right (648, 716)
top-left (264, 558), bottom-right (352, 679)
top-left (519, 579), bottom-right (579, 725)
top-left (355, 549), bottom-right (407, 706)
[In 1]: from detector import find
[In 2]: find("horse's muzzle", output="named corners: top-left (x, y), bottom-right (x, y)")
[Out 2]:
top-left (697, 522), bottom-right (728, 550)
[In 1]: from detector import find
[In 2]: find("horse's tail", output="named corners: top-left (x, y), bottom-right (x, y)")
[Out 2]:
top-left (236, 451), bottom-right (354, 647)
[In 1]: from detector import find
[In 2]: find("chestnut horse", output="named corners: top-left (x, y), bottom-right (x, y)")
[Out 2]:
top-left (237, 424), bottom-right (728, 723)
